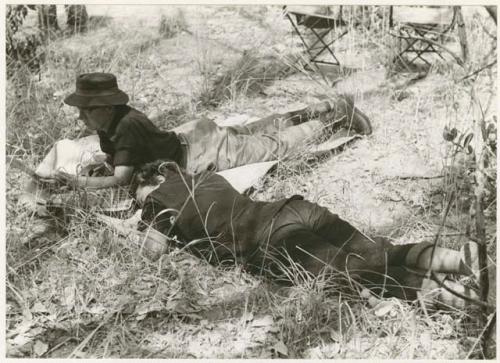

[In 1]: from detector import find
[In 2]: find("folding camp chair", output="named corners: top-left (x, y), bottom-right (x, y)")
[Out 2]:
top-left (284, 5), bottom-right (348, 81)
top-left (389, 6), bottom-right (458, 68)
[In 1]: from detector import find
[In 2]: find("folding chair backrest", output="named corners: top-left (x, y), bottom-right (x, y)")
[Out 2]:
top-left (392, 6), bottom-right (455, 27)
top-left (284, 5), bottom-right (349, 83)
top-left (286, 5), bottom-right (347, 29)
top-left (389, 6), bottom-right (459, 68)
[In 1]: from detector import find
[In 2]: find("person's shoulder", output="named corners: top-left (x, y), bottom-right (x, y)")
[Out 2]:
top-left (120, 106), bottom-right (151, 125)
top-left (116, 106), bottom-right (155, 132)
top-left (126, 106), bottom-right (150, 121)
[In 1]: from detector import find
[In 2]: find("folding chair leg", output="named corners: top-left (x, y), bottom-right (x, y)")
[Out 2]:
top-left (394, 36), bottom-right (420, 64)
top-left (285, 11), bottom-right (349, 84)
top-left (287, 18), bottom-right (326, 70)
top-left (412, 26), bottom-right (446, 63)
top-left (309, 27), bottom-right (347, 66)
top-left (286, 12), bottom-right (312, 56)
top-left (407, 47), bottom-right (432, 66)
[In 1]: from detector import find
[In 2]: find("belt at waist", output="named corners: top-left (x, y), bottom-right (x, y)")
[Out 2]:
top-left (176, 132), bottom-right (189, 169)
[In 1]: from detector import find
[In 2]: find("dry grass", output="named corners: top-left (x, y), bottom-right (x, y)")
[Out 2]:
top-left (199, 51), bottom-right (295, 107)
top-left (5, 5), bottom-right (496, 359)
top-left (159, 8), bottom-right (188, 39)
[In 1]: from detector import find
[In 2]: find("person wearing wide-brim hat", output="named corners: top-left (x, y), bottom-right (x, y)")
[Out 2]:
top-left (55, 72), bottom-right (373, 189)
top-left (64, 73), bottom-right (130, 108)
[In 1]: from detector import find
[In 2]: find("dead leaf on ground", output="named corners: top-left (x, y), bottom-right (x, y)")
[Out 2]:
top-left (251, 314), bottom-right (273, 327)
top-left (271, 340), bottom-right (288, 357)
top-left (85, 303), bottom-right (107, 316)
top-left (135, 300), bottom-right (163, 316)
top-left (328, 342), bottom-right (341, 356)
top-left (330, 330), bottom-right (342, 342)
top-left (62, 286), bottom-right (76, 309)
top-left (31, 301), bottom-right (49, 314)
top-left (268, 324), bottom-right (280, 333)
top-left (25, 326), bottom-right (44, 337)
top-left (33, 340), bottom-right (48, 357)
top-left (11, 333), bottom-right (31, 347)
top-left (7, 319), bottom-right (34, 338)
top-left (373, 300), bottom-right (397, 317)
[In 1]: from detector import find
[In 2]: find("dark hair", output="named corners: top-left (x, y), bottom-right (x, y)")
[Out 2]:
top-left (134, 160), bottom-right (181, 187)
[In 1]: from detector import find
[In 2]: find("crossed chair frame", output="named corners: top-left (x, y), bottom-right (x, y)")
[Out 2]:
top-left (389, 6), bottom-right (458, 67)
top-left (285, 8), bottom-right (348, 68)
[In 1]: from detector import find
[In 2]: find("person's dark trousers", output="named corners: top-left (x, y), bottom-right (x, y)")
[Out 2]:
top-left (263, 199), bottom-right (423, 299)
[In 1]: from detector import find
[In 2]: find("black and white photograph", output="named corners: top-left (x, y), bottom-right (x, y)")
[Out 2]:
top-left (4, 2), bottom-right (497, 359)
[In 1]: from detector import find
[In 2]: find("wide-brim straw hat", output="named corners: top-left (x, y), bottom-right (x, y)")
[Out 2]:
top-left (64, 73), bottom-right (129, 107)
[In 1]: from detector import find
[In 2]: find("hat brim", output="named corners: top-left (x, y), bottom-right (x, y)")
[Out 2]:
top-left (64, 90), bottom-right (129, 107)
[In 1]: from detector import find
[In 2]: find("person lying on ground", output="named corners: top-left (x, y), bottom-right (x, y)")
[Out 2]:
top-left (134, 160), bottom-right (482, 310)
top-left (47, 72), bottom-right (372, 189)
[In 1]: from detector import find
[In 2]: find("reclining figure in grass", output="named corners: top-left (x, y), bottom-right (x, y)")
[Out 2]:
top-left (47, 72), bottom-right (372, 189)
top-left (132, 160), bottom-right (483, 310)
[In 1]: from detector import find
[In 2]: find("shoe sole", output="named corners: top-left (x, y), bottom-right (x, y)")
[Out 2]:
top-left (341, 96), bottom-right (373, 135)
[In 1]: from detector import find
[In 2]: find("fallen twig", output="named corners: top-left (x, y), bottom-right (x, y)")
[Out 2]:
top-left (459, 60), bottom-right (497, 82)
top-left (394, 175), bottom-right (443, 180)
top-left (466, 311), bottom-right (496, 359)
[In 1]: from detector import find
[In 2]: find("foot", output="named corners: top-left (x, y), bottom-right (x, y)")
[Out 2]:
top-left (420, 276), bottom-right (481, 310)
top-left (321, 95), bottom-right (373, 135)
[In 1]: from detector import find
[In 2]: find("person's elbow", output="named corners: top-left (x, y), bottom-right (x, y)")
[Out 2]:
top-left (114, 166), bottom-right (134, 186)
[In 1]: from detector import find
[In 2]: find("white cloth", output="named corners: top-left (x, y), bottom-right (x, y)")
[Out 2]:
top-left (35, 135), bottom-right (107, 178)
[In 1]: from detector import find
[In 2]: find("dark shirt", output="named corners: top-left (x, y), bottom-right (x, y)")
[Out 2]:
top-left (141, 168), bottom-right (302, 264)
top-left (98, 105), bottom-right (183, 168)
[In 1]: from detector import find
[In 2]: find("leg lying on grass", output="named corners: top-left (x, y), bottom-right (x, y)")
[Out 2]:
top-left (240, 95), bottom-right (372, 135)
top-left (180, 95), bottom-right (372, 173)
top-left (263, 199), bottom-right (482, 309)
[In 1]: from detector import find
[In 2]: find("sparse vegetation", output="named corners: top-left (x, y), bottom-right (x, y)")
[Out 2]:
top-left (159, 8), bottom-right (188, 39)
top-left (5, 5), bottom-right (496, 359)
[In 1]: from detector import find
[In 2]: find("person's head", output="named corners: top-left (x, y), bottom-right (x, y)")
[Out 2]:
top-left (64, 73), bottom-right (129, 131)
top-left (77, 105), bottom-right (115, 131)
top-left (133, 160), bottom-right (181, 205)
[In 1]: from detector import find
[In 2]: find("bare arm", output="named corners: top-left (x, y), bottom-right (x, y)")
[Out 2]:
top-left (56, 165), bottom-right (134, 189)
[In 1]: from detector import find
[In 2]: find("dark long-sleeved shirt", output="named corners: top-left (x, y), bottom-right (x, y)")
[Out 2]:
top-left (98, 105), bottom-right (183, 168)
